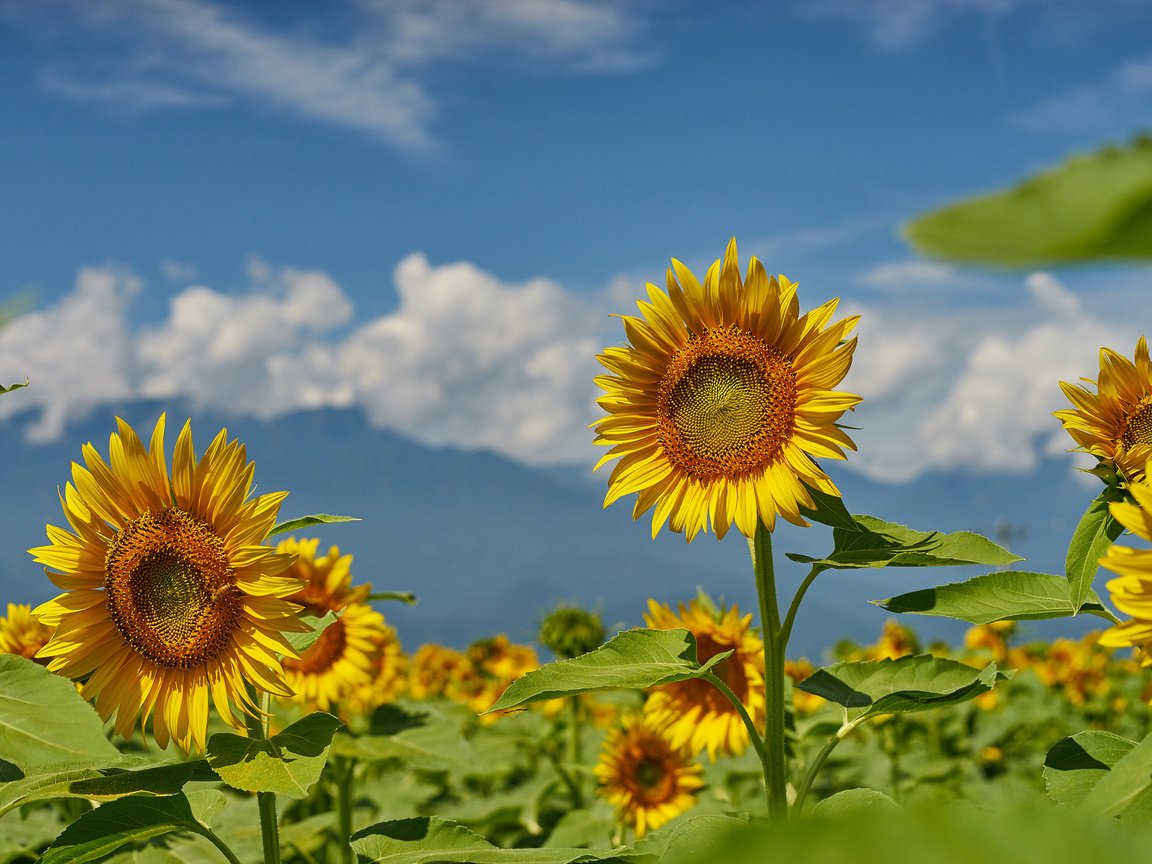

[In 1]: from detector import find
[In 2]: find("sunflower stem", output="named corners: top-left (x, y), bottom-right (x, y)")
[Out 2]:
top-left (334, 754), bottom-right (355, 864)
top-left (701, 670), bottom-right (768, 768)
top-left (749, 520), bottom-right (788, 820)
top-left (779, 565), bottom-right (824, 649)
top-left (792, 720), bottom-right (857, 814)
top-left (244, 685), bottom-right (282, 864)
top-left (191, 825), bottom-right (248, 864)
top-left (566, 696), bottom-right (585, 808)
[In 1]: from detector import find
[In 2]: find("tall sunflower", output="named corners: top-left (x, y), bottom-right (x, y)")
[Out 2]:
top-left (594, 712), bottom-right (704, 838)
top-left (643, 598), bottom-right (765, 760)
top-left (29, 415), bottom-right (306, 753)
top-left (279, 539), bottom-right (386, 713)
top-left (1098, 468), bottom-right (1152, 661)
top-left (594, 238), bottom-right (860, 541)
top-left (1056, 337), bottom-right (1152, 483)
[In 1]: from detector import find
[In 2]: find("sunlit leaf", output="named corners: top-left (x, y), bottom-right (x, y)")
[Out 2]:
top-left (0, 761), bottom-right (211, 818)
top-left (0, 379), bottom-right (28, 394)
top-left (1044, 731), bottom-right (1143, 812)
top-left (0, 655), bottom-right (121, 772)
top-left (285, 612), bottom-right (338, 653)
top-left (905, 136), bottom-right (1152, 265)
top-left (873, 571), bottom-right (1114, 624)
top-left (1080, 728), bottom-right (1152, 820)
top-left (1066, 488), bottom-right (1126, 611)
top-left (39, 794), bottom-right (208, 864)
top-left (207, 712), bottom-right (342, 798)
top-left (796, 655), bottom-right (1003, 721)
top-left (268, 513), bottom-right (361, 537)
top-left (487, 629), bottom-right (732, 713)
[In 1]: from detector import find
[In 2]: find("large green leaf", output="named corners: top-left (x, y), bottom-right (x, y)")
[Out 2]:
top-left (268, 513), bottom-right (360, 537)
top-left (39, 794), bottom-right (211, 864)
top-left (787, 515), bottom-right (1020, 571)
top-left (1065, 489), bottom-right (1126, 611)
top-left (0, 655), bottom-right (121, 772)
top-left (350, 817), bottom-right (632, 863)
top-left (0, 379), bottom-right (28, 395)
top-left (207, 712), bottom-right (342, 798)
top-left (1080, 728), bottom-right (1152, 819)
top-left (0, 761), bottom-right (211, 817)
top-left (1044, 731), bottom-right (1143, 812)
top-left (811, 788), bottom-right (901, 817)
top-left (873, 571), bottom-right (1114, 624)
top-left (487, 629), bottom-right (732, 713)
top-left (795, 655), bottom-right (1002, 722)
top-left (905, 137), bottom-right (1152, 265)
top-left (331, 724), bottom-right (473, 770)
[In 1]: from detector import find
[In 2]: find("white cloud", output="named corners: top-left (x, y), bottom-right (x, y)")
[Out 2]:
top-left (7, 0), bottom-right (651, 149)
top-left (800, 0), bottom-right (1021, 50)
top-left (0, 267), bottom-right (139, 442)
top-left (861, 259), bottom-right (959, 290)
top-left (1013, 56), bottom-right (1152, 135)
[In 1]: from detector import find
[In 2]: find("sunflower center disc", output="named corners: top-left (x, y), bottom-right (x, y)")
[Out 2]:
top-left (1122, 399), bottom-right (1152, 449)
top-left (285, 618), bottom-right (347, 676)
top-left (105, 508), bottom-right (238, 668)
top-left (634, 756), bottom-right (666, 790)
top-left (658, 326), bottom-right (797, 481)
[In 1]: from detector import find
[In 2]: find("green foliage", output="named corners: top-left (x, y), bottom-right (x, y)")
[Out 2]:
top-left (539, 605), bottom-right (607, 660)
top-left (39, 794), bottom-right (212, 864)
top-left (786, 515), bottom-right (1020, 571)
top-left (286, 611), bottom-right (339, 653)
top-left (268, 513), bottom-right (361, 537)
top-left (874, 571), bottom-right (1114, 624)
top-left (796, 655), bottom-right (1002, 722)
top-left (1065, 488), bottom-right (1126, 612)
top-left (810, 787), bottom-right (900, 817)
top-left (0, 379), bottom-right (28, 395)
top-left (905, 136), bottom-right (1152, 265)
top-left (207, 712), bottom-right (342, 798)
top-left (0, 761), bottom-right (211, 817)
top-left (1044, 731), bottom-right (1145, 814)
top-left (0, 655), bottom-right (121, 772)
top-left (487, 629), bottom-right (732, 713)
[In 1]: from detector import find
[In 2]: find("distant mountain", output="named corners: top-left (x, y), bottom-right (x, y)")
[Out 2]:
top-left (0, 403), bottom-right (1107, 661)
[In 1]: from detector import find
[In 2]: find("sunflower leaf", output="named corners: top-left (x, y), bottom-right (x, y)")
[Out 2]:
top-left (486, 629), bottom-right (732, 713)
top-left (905, 136), bottom-right (1152, 265)
top-left (350, 816), bottom-right (633, 863)
top-left (1065, 488), bottom-right (1126, 612)
top-left (0, 378), bottom-right (28, 394)
top-left (786, 515), bottom-right (1020, 570)
top-left (1044, 731), bottom-right (1141, 810)
top-left (207, 712), bottom-right (342, 798)
top-left (872, 571), bottom-right (1115, 624)
top-left (286, 612), bottom-right (339, 653)
top-left (268, 513), bottom-right (361, 537)
top-left (0, 761), bottom-right (212, 818)
top-left (798, 483), bottom-right (857, 531)
top-left (1080, 728), bottom-right (1152, 820)
top-left (38, 793), bottom-right (210, 864)
top-left (0, 655), bottom-right (121, 773)
top-left (795, 655), bottom-right (1003, 722)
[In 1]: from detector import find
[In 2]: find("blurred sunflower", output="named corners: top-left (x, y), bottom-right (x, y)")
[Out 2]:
top-left (595, 713), bottom-right (704, 838)
top-left (1098, 474), bottom-right (1152, 666)
top-left (594, 237), bottom-right (860, 541)
top-left (280, 539), bottom-right (385, 713)
top-left (30, 415), bottom-right (305, 752)
top-left (408, 643), bottom-right (475, 701)
top-left (0, 602), bottom-right (53, 662)
top-left (643, 598), bottom-right (764, 760)
top-left (1056, 337), bottom-right (1152, 483)
top-left (342, 622), bottom-right (407, 716)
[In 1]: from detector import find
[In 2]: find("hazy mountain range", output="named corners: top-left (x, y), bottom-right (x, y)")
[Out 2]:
top-left (0, 403), bottom-right (1108, 661)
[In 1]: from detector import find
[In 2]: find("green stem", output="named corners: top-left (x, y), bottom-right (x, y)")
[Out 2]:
top-left (779, 565), bottom-right (824, 648)
top-left (749, 521), bottom-right (787, 819)
top-left (791, 723), bottom-right (854, 814)
top-left (191, 825), bottom-right (248, 864)
top-left (566, 697), bottom-right (584, 808)
top-left (244, 685), bottom-right (282, 864)
top-left (702, 670), bottom-right (768, 769)
top-left (334, 755), bottom-right (355, 864)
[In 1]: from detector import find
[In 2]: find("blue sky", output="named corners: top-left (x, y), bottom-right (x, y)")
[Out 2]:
top-left (2, 0), bottom-right (1152, 489)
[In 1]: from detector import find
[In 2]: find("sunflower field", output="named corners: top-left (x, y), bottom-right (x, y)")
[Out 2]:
top-left (5, 141), bottom-right (1152, 863)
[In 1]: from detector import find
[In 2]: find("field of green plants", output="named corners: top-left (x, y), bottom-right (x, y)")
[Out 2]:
top-left (3, 139), bottom-right (1152, 863)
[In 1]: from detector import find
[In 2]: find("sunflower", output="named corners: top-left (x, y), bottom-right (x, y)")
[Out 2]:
top-left (1098, 471), bottom-right (1152, 665)
top-left (593, 237), bottom-right (860, 541)
top-left (594, 712), bottom-right (704, 838)
top-left (1056, 337), bottom-right (1152, 483)
top-left (342, 623), bottom-right (407, 716)
top-left (0, 603), bottom-right (53, 662)
top-left (29, 414), bottom-right (306, 753)
top-left (279, 538), bottom-right (387, 713)
top-left (643, 598), bottom-right (765, 760)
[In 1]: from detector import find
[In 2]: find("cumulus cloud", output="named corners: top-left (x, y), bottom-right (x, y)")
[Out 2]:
top-left (1012, 55), bottom-right (1152, 135)
top-left (6, 0), bottom-right (652, 149)
top-left (861, 260), bottom-right (959, 290)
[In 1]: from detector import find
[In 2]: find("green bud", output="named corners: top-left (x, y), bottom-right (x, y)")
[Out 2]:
top-left (539, 605), bottom-right (606, 659)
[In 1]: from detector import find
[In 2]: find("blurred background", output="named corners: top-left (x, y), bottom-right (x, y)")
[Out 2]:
top-left (1, 0), bottom-right (1149, 657)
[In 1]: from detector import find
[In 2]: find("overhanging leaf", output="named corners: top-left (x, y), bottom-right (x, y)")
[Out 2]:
top-left (487, 629), bottom-right (732, 713)
top-left (268, 513), bottom-right (361, 537)
top-left (0, 379), bottom-right (28, 394)
top-left (207, 712), bottom-right (342, 798)
top-left (873, 571), bottom-right (1114, 625)
top-left (39, 793), bottom-right (209, 864)
top-left (0, 655), bottom-right (121, 772)
top-left (1081, 728), bottom-right (1152, 820)
top-left (0, 761), bottom-right (211, 818)
top-left (905, 136), bottom-right (1152, 265)
top-left (787, 515), bottom-right (1020, 571)
top-left (1066, 488), bottom-right (1126, 611)
top-left (1044, 731), bottom-right (1140, 810)
top-left (796, 655), bottom-right (1002, 721)
top-left (286, 612), bottom-right (338, 653)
